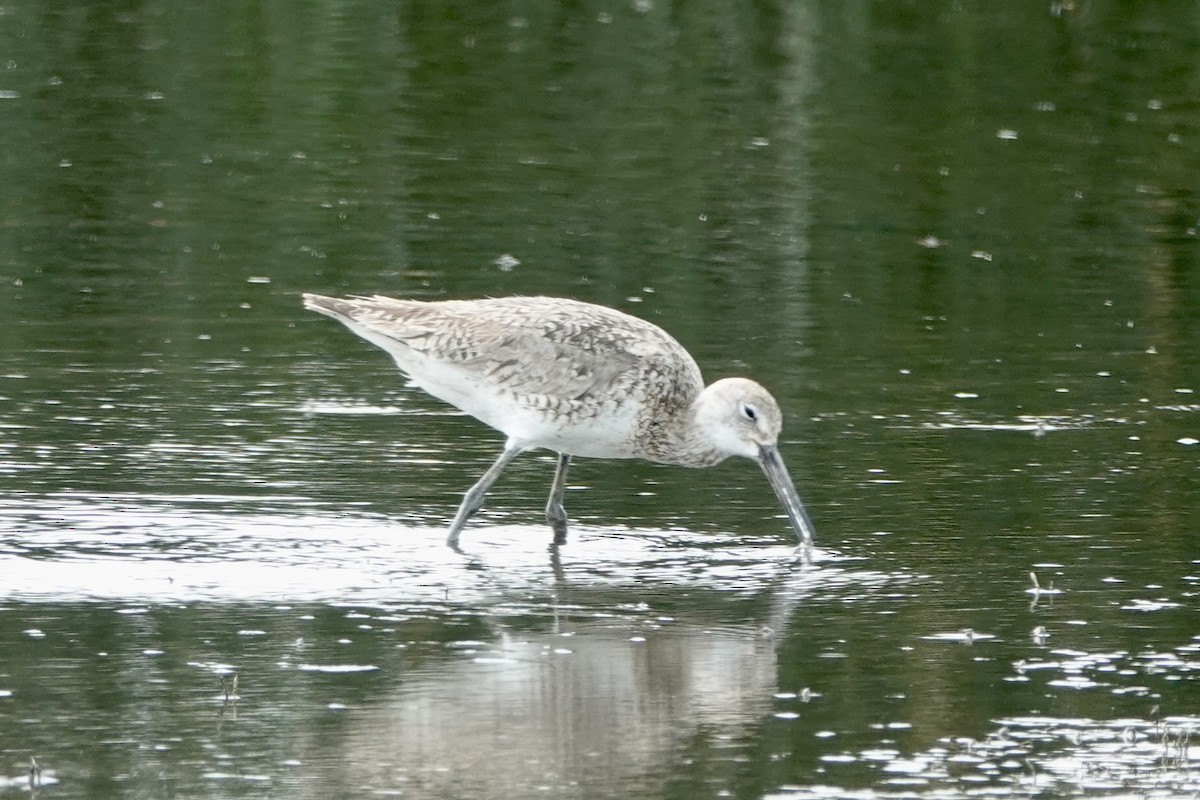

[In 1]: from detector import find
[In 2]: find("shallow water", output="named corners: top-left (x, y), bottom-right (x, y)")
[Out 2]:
top-left (2, 1), bottom-right (1200, 798)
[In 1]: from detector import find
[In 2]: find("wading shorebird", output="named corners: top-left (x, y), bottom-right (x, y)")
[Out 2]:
top-left (302, 294), bottom-right (817, 555)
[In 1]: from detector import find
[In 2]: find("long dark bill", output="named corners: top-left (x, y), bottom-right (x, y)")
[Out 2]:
top-left (757, 443), bottom-right (817, 554)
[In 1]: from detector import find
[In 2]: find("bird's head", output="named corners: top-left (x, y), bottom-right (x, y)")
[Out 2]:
top-left (694, 377), bottom-right (785, 460)
top-left (693, 377), bottom-right (817, 553)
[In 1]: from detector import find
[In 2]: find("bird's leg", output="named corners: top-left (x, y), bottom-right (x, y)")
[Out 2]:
top-left (545, 452), bottom-right (572, 545)
top-left (446, 440), bottom-right (526, 548)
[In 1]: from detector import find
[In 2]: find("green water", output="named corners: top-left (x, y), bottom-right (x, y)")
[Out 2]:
top-left (2, 2), bottom-right (1198, 798)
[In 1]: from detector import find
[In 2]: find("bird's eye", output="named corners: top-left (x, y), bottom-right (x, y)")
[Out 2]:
top-left (740, 403), bottom-right (758, 422)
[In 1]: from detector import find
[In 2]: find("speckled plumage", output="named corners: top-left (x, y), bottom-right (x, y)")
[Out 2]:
top-left (303, 293), bottom-right (817, 553)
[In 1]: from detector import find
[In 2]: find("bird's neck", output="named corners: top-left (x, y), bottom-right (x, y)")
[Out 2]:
top-left (652, 398), bottom-right (727, 468)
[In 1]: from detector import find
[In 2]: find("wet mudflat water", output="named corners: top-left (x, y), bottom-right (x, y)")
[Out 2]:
top-left (2, 2), bottom-right (1199, 798)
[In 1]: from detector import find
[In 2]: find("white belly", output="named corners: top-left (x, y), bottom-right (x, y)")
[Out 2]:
top-left (404, 360), bottom-right (641, 458)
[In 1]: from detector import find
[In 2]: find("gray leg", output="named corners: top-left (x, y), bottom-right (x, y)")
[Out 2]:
top-left (545, 453), bottom-right (571, 545)
top-left (447, 440), bottom-right (526, 548)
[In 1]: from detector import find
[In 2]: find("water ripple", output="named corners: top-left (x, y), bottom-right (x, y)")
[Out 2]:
top-left (0, 494), bottom-right (903, 609)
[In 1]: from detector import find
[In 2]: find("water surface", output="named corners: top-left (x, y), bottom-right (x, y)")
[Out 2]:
top-left (2, 2), bottom-right (1199, 798)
